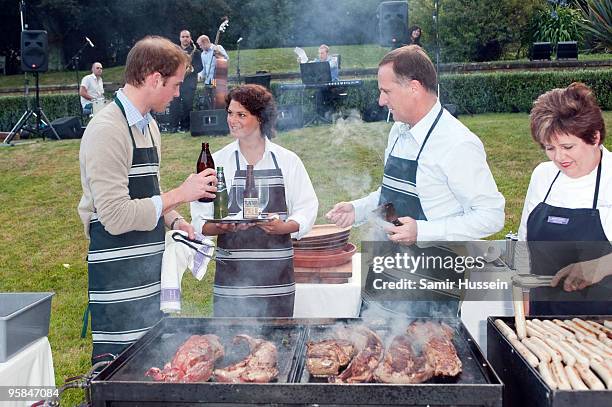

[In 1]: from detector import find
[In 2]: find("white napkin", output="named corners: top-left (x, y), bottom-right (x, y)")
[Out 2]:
top-left (160, 230), bottom-right (215, 314)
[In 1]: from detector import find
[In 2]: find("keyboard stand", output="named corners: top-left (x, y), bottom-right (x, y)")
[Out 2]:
top-left (304, 88), bottom-right (332, 126)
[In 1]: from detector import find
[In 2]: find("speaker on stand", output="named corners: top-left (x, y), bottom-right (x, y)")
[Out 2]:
top-left (190, 109), bottom-right (229, 136)
top-left (377, 1), bottom-right (409, 48)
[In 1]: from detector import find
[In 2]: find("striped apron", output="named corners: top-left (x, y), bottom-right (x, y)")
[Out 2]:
top-left (363, 108), bottom-right (463, 317)
top-left (84, 97), bottom-right (165, 363)
top-left (213, 150), bottom-right (295, 317)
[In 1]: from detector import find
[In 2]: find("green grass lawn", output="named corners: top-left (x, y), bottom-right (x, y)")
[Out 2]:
top-left (1, 111), bottom-right (611, 404)
top-left (0, 44), bottom-right (609, 88)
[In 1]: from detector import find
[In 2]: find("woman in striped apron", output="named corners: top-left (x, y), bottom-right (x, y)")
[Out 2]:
top-left (192, 84), bottom-right (318, 317)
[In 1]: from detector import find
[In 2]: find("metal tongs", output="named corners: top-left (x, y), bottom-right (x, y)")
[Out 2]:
top-left (373, 202), bottom-right (403, 226)
top-left (511, 274), bottom-right (554, 288)
top-left (171, 232), bottom-right (231, 263)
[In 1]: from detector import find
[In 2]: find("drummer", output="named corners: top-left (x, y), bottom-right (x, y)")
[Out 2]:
top-left (80, 62), bottom-right (105, 116)
top-left (190, 84), bottom-right (318, 318)
top-left (518, 82), bottom-right (612, 315)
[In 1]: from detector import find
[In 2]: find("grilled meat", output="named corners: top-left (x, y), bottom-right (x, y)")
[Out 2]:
top-left (145, 334), bottom-right (224, 382)
top-left (407, 321), bottom-right (462, 377)
top-left (306, 339), bottom-right (356, 377)
top-left (374, 334), bottom-right (434, 384)
top-left (329, 326), bottom-right (383, 383)
top-left (214, 334), bottom-right (279, 383)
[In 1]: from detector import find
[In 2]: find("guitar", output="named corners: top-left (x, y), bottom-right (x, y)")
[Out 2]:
top-left (212, 17), bottom-right (229, 109)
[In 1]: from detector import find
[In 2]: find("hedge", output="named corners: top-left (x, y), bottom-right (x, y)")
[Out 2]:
top-left (1, 69), bottom-right (610, 131)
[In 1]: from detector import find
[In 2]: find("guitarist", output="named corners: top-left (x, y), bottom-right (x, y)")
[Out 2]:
top-left (196, 34), bottom-right (229, 110)
top-left (169, 30), bottom-right (202, 132)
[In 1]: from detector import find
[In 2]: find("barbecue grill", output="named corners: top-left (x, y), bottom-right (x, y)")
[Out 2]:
top-left (89, 317), bottom-right (502, 406)
top-left (487, 315), bottom-right (611, 407)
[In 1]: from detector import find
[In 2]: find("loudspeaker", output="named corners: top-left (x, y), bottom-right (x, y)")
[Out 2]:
top-left (21, 30), bottom-right (48, 72)
top-left (276, 105), bottom-right (303, 131)
top-left (377, 1), bottom-right (409, 47)
top-left (152, 106), bottom-right (175, 133)
top-left (244, 73), bottom-right (272, 89)
top-left (190, 109), bottom-right (229, 136)
top-left (530, 42), bottom-right (552, 61)
top-left (363, 104), bottom-right (390, 122)
top-left (45, 116), bottom-right (82, 139)
top-left (556, 41), bottom-right (578, 60)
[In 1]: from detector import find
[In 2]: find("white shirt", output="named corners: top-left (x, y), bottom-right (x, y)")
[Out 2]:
top-left (190, 137), bottom-right (318, 239)
top-left (351, 101), bottom-right (505, 241)
top-left (518, 146), bottom-right (612, 241)
top-left (80, 73), bottom-right (104, 108)
top-left (199, 45), bottom-right (229, 84)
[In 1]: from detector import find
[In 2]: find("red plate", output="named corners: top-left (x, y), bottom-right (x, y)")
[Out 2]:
top-left (293, 243), bottom-right (356, 268)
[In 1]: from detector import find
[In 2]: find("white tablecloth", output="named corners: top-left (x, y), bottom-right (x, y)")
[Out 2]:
top-left (0, 337), bottom-right (55, 407)
top-left (293, 254), bottom-right (362, 318)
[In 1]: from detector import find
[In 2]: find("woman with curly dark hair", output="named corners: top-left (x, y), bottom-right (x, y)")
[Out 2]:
top-left (518, 82), bottom-right (612, 315)
top-left (191, 84), bottom-right (318, 317)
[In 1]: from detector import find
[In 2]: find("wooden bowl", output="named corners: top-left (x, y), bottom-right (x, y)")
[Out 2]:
top-left (293, 243), bottom-right (356, 268)
top-left (298, 224), bottom-right (351, 242)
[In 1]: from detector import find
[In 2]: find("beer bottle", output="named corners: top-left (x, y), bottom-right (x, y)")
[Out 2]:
top-left (243, 165), bottom-right (259, 219)
top-left (196, 142), bottom-right (215, 203)
top-left (213, 167), bottom-right (229, 219)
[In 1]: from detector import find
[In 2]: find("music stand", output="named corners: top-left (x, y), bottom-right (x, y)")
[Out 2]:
top-left (299, 62), bottom-right (332, 125)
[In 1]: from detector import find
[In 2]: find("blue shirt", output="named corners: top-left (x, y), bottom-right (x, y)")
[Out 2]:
top-left (199, 45), bottom-right (229, 85)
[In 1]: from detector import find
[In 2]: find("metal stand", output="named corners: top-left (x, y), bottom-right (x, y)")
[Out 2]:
top-left (303, 88), bottom-right (332, 126)
top-left (65, 42), bottom-right (90, 117)
top-left (235, 38), bottom-right (242, 84)
top-left (2, 72), bottom-right (59, 145)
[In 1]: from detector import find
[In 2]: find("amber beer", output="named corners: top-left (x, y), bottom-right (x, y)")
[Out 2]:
top-left (196, 142), bottom-right (215, 203)
top-left (243, 165), bottom-right (259, 219)
top-left (213, 167), bottom-right (229, 219)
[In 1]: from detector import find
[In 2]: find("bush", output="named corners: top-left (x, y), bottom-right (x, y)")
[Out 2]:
top-left (1, 69), bottom-right (610, 132)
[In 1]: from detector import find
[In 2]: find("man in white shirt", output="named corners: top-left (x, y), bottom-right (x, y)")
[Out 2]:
top-left (327, 45), bottom-right (504, 243)
top-left (80, 62), bottom-right (104, 115)
top-left (197, 35), bottom-right (229, 110)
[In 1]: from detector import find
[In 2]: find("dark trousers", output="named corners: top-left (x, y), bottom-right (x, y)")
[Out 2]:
top-left (169, 81), bottom-right (196, 130)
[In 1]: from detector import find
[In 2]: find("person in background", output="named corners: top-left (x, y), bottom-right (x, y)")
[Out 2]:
top-left (408, 25), bottom-right (422, 47)
top-left (168, 30), bottom-right (202, 132)
top-left (314, 44), bottom-right (339, 82)
top-left (191, 84), bottom-right (318, 318)
top-left (78, 36), bottom-right (217, 363)
top-left (197, 34), bottom-right (229, 110)
top-left (518, 82), bottom-right (612, 315)
top-left (80, 62), bottom-right (104, 116)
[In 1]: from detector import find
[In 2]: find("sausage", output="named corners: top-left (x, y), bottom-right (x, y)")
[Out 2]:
top-left (538, 361), bottom-right (558, 390)
top-left (553, 319), bottom-right (581, 340)
top-left (495, 319), bottom-right (517, 341)
top-left (565, 365), bottom-right (588, 390)
top-left (575, 363), bottom-right (606, 390)
top-left (513, 286), bottom-right (527, 339)
top-left (590, 360), bottom-right (612, 390)
top-left (542, 319), bottom-right (574, 339)
top-left (522, 338), bottom-right (551, 363)
top-left (509, 338), bottom-right (539, 368)
top-left (586, 320), bottom-right (612, 339)
top-left (572, 318), bottom-right (605, 338)
top-left (550, 360), bottom-right (571, 390)
top-left (530, 337), bottom-right (562, 362)
top-left (579, 337), bottom-right (612, 359)
top-left (599, 332), bottom-right (612, 348)
top-left (567, 338), bottom-right (603, 362)
top-left (544, 337), bottom-right (576, 365)
top-left (565, 320), bottom-right (598, 340)
top-left (525, 322), bottom-right (547, 339)
top-left (528, 320), bottom-right (556, 338)
top-left (558, 340), bottom-right (589, 367)
top-left (604, 320), bottom-right (612, 329)
top-left (580, 336), bottom-right (612, 355)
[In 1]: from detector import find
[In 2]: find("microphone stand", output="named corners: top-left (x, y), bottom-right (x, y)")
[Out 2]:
top-left (64, 40), bottom-right (90, 117)
top-left (236, 40), bottom-right (241, 84)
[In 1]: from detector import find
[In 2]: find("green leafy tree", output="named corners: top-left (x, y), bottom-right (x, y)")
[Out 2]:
top-left (574, 0), bottom-right (612, 51)
top-left (409, 0), bottom-right (545, 62)
top-left (533, 0), bottom-right (585, 48)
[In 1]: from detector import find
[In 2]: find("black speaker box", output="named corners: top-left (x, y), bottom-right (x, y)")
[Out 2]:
top-left (190, 109), bottom-right (229, 136)
top-left (47, 116), bottom-right (82, 139)
top-left (152, 106), bottom-right (175, 133)
top-left (363, 104), bottom-right (390, 122)
top-left (377, 1), bottom-right (409, 47)
top-left (21, 30), bottom-right (48, 72)
top-left (276, 105), bottom-right (303, 131)
top-left (244, 73), bottom-right (272, 89)
top-left (556, 41), bottom-right (578, 60)
top-left (530, 42), bottom-right (552, 61)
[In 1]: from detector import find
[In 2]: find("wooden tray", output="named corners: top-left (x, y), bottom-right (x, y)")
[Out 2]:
top-left (298, 224), bottom-right (351, 241)
top-left (294, 259), bottom-right (353, 284)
